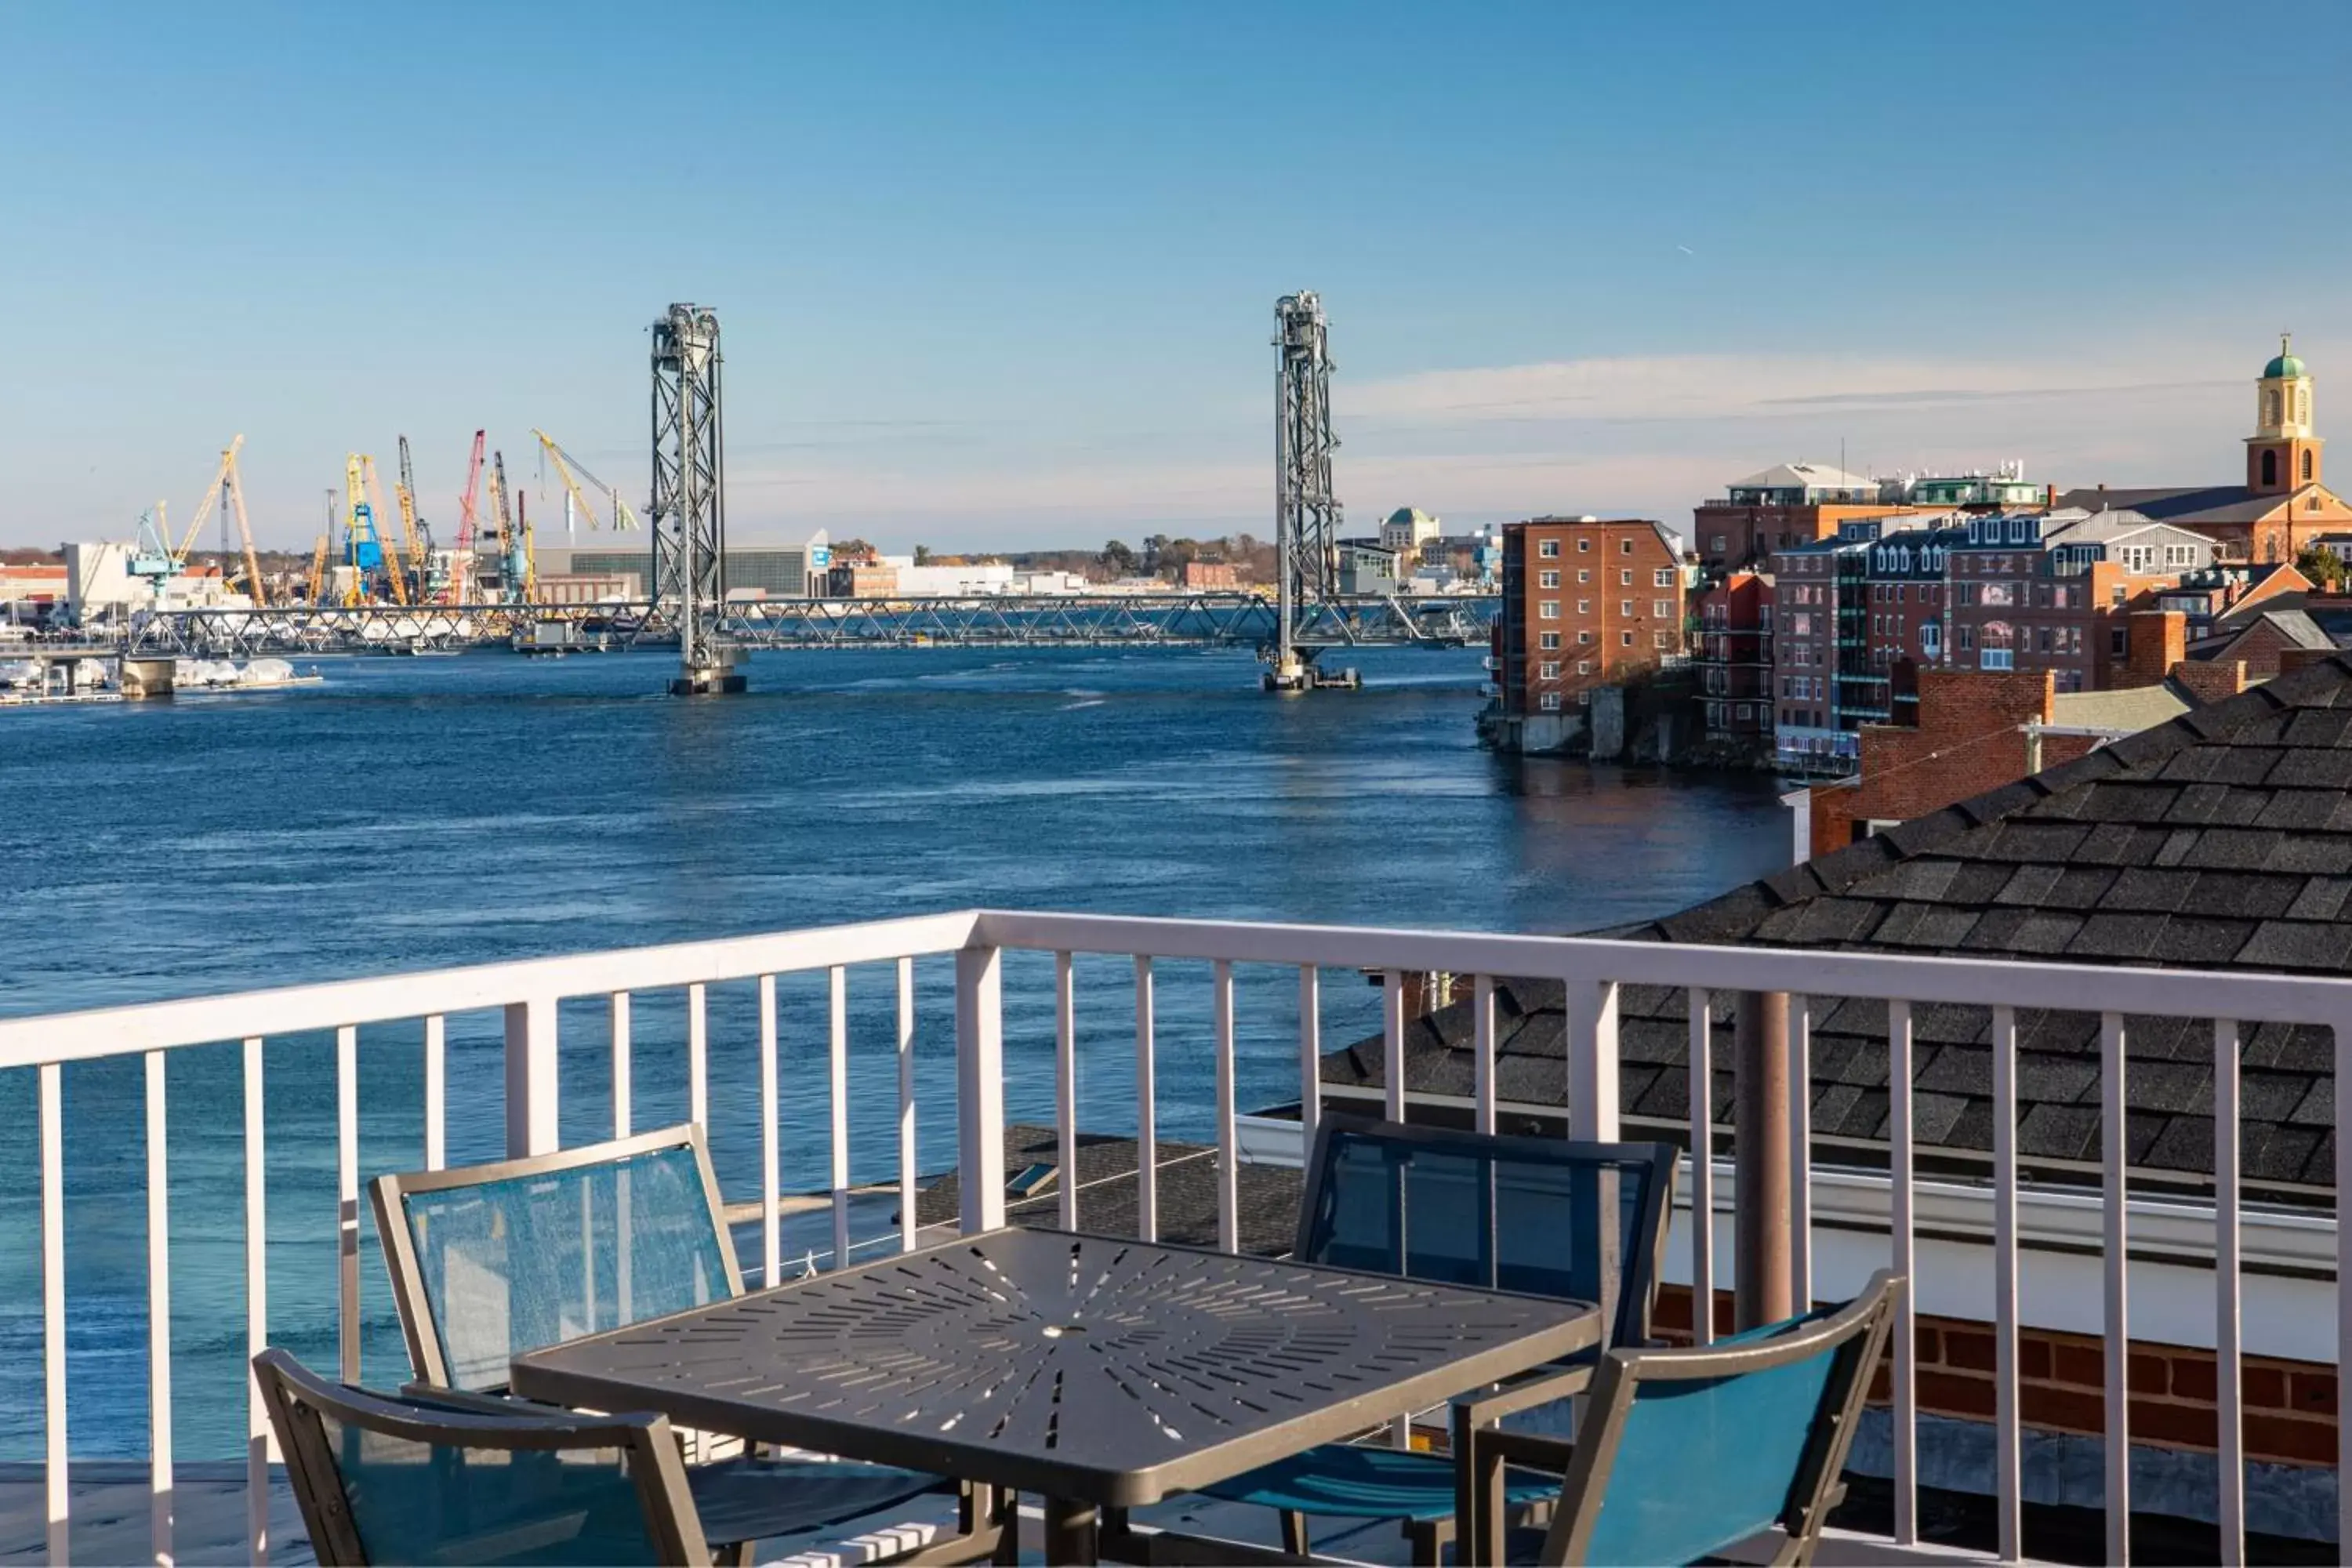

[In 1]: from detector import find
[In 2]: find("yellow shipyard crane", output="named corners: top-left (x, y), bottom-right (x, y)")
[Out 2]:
top-left (394, 435), bottom-right (434, 601)
top-left (532, 428), bottom-right (639, 535)
top-left (306, 535), bottom-right (329, 604)
top-left (361, 455), bottom-right (412, 605)
top-left (223, 445), bottom-right (267, 608)
top-left (169, 434), bottom-right (245, 568)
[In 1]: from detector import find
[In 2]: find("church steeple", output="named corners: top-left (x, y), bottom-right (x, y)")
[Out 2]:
top-left (2248, 333), bottom-right (2321, 495)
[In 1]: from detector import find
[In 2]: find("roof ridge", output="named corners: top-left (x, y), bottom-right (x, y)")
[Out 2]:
top-left (1626, 653), bottom-right (2352, 946)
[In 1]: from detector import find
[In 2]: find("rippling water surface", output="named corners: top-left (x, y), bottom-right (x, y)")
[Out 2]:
top-left (0, 645), bottom-right (1789, 1457)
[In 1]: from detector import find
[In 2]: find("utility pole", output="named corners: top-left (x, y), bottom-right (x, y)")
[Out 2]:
top-left (650, 303), bottom-right (742, 695)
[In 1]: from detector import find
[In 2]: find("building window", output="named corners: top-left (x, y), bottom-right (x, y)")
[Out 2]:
top-left (1653, 568), bottom-right (1675, 587)
top-left (1539, 660), bottom-right (1560, 678)
top-left (1620, 600), bottom-right (1633, 616)
top-left (1577, 689), bottom-right (1592, 706)
top-left (2305, 449), bottom-right (2316, 481)
top-left (1577, 599), bottom-right (1591, 614)
top-left (1539, 691), bottom-right (1562, 711)
top-left (1711, 535), bottom-right (1726, 551)
top-left (1577, 538), bottom-right (1592, 553)
top-left (1577, 659), bottom-right (1591, 675)
top-left (1539, 601), bottom-right (1559, 620)
top-left (1982, 648), bottom-right (2014, 670)
top-left (1653, 630), bottom-right (1671, 648)
top-left (1736, 703), bottom-right (1752, 720)
top-left (1539, 631), bottom-right (1560, 649)
top-left (1538, 570), bottom-right (1559, 589)
top-left (2263, 450), bottom-right (2279, 488)
top-left (1620, 539), bottom-right (1634, 554)
top-left (1577, 568), bottom-right (1591, 583)
top-left (2110, 626), bottom-right (2127, 656)
top-left (1577, 630), bottom-right (1592, 644)
top-left (1620, 630), bottom-right (1634, 647)
top-left (1539, 539), bottom-right (1559, 558)
top-left (1653, 599), bottom-right (1672, 617)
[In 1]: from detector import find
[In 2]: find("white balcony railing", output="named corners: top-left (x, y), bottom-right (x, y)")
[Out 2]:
top-left (2, 909), bottom-right (2347, 1566)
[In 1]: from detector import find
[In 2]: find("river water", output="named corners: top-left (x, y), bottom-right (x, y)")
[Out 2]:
top-left (0, 645), bottom-right (1789, 1458)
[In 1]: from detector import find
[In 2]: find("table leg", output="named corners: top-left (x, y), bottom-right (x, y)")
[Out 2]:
top-left (1044, 1496), bottom-right (1100, 1565)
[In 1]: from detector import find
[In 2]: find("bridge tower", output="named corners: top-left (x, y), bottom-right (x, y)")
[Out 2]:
top-left (1268, 291), bottom-right (1356, 691)
top-left (650, 303), bottom-right (745, 695)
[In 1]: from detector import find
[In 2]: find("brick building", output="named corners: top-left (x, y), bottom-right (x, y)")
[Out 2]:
top-left (1691, 571), bottom-right (1773, 743)
top-left (1769, 531), bottom-right (1873, 770)
top-left (1690, 461), bottom-right (1931, 572)
top-left (1181, 560), bottom-right (1240, 590)
top-left (1941, 509), bottom-right (2212, 691)
top-left (824, 561), bottom-right (898, 597)
top-left (2053, 337), bottom-right (2352, 563)
top-left (1490, 517), bottom-right (1686, 749)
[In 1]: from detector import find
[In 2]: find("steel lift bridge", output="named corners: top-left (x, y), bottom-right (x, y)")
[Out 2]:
top-left (122, 295), bottom-right (1498, 677)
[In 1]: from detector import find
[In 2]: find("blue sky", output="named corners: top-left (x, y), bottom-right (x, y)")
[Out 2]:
top-left (3, 2), bottom-right (2347, 551)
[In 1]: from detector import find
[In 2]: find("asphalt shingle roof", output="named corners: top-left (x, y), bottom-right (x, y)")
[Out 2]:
top-left (1322, 654), bottom-right (2352, 1195)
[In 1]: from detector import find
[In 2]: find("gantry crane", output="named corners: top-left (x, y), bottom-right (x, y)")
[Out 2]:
top-left (361, 456), bottom-right (412, 605)
top-left (449, 430), bottom-right (485, 603)
top-left (343, 456), bottom-right (386, 605)
top-left (532, 428), bottom-right (640, 536)
top-left (394, 436), bottom-right (433, 601)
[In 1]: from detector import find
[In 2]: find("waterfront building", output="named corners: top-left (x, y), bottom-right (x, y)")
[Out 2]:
top-left (1334, 536), bottom-right (1399, 595)
top-left (1690, 460), bottom-right (1933, 572)
top-left (1855, 518), bottom-right (1968, 727)
top-left (540, 533), bottom-right (834, 599)
top-left (2053, 337), bottom-right (2352, 564)
top-left (1181, 559), bottom-right (1241, 590)
top-left (1490, 516), bottom-right (1686, 751)
top-left (1691, 569), bottom-right (1775, 746)
top-left (1940, 507), bottom-right (2212, 691)
top-left (1377, 506), bottom-right (1442, 559)
top-left (1878, 460), bottom-right (2053, 510)
top-left (825, 560), bottom-right (899, 597)
top-left (2150, 561), bottom-right (2314, 644)
top-left (1769, 527), bottom-right (1878, 771)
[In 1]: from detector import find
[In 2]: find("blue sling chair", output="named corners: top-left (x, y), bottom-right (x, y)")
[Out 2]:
top-left (368, 1125), bottom-right (999, 1565)
top-left (1533, 1271), bottom-right (1901, 1566)
top-left (1188, 1116), bottom-right (1680, 1565)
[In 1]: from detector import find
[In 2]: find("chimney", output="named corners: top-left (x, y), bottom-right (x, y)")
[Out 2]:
top-left (2122, 610), bottom-right (2187, 688)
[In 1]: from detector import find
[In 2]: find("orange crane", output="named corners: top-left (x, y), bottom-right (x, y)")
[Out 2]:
top-left (449, 431), bottom-right (485, 602)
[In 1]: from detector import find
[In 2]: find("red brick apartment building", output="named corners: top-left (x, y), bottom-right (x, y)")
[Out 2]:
top-left (1489, 517), bottom-right (1686, 748)
top-left (1691, 571), bottom-right (1773, 742)
top-left (1690, 461), bottom-right (1935, 572)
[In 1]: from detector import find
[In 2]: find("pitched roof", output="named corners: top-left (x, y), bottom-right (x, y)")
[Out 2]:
top-left (1323, 655), bottom-right (2352, 1193)
top-left (2052, 485), bottom-right (2282, 526)
top-left (2047, 681), bottom-right (2196, 733)
top-left (1731, 461), bottom-right (1877, 492)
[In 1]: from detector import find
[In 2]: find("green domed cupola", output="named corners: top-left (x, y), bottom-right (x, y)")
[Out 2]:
top-left (2266, 333), bottom-right (2307, 380)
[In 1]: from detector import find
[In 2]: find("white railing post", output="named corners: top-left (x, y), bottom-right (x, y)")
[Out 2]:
top-left (1298, 966), bottom-right (1321, 1145)
top-left (1889, 1000), bottom-right (1916, 1544)
top-left (1992, 1004), bottom-right (2020, 1563)
top-left (423, 1014), bottom-right (446, 1171)
top-left (760, 975), bottom-right (779, 1286)
top-left (897, 959), bottom-right (917, 1253)
top-left (1382, 971), bottom-right (1406, 1123)
top-left (1474, 975), bottom-right (1497, 1137)
top-left (828, 967), bottom-right (851, 1270)
top-left (145, 1050), bottom-right (173, 1567)
top-left (1565, 976), bottom-right (1621, 1141)
top-left (242, 1036), bottom-right (270, 1564)
top-left (2101, 1012), bottom-right (2129, 1566)
top-left (1134, 956), bottom-right (1157, 1242)
top-left (956, 944), bottom-right (1006, 1235)
top-left (1214, 960), bottom-right (1238, 1253)
top-left (1788, 995), bottom-right (1813, 1308)
top-left (337, 1025), bottom-right (360, 1383)
top-left (1688, 989), bottom-right (1714, 1347)
top-left (42, 1060), bottom-right (67, 1568)
top-left (2215, 1018), bottom-right (2244, 1566)
top-left (688, 982), bottom-right (709, 1131)
top-left (503, 997), bottom-right (559, 1157)
top-left (1056, 953), bottom-right (1077, 1232)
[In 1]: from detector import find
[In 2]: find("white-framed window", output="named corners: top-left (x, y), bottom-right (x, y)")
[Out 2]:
top-left (1620, 630), bottom-right (1634, 647)
top-left (1538, 660), bottom-right (1560, 678)
top-left (1620, 539), bottom-right (1635, 554)
top-left (1577, 630), bottom-right (1592, 644)
top-left (1538, 570), bottom-right (1559, 589)
top-left (1620, 599), bottom-right (1633, 616)
top-left (1539, 631), bottom-right (1560, 649)
top-left (1982, 648), bottom-right (2015, 670)
top-left (1736, 702), bottom-right (1752, 720)
top-left (1539, 539), bottom-right (1560, 558)
top-left (1577, 599), bottom-right (1591, 613)
top-left (1539, 691), bottom-right (1563, 711)
top-left (1577, 659), bottom-right (1591, 675)
top-left (1653, 599), bottom-right (1672, 617)
top-left (1577, 538), bottom-right (1592, 553)
top-left (1577, 688), bottom-right (1592, 705)
top-left (1653, 630), bottom-right (1671, 648)
top-left (1653, 568), bottom-right (1675, 587)
top-left (1539, 601), bottom-right (1559, 620)
top-left (1577, 569), bottom-right (1591, 583)
top-left (1619, 569), bottom-right (1633, 586)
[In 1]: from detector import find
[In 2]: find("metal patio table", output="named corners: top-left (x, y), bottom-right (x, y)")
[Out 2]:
top-left (509, 1225), bottom-right (1601, 1564)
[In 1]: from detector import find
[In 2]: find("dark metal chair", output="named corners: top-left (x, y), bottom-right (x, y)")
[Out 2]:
top-left (255, 1345), bottom-right (712, 1565)
top-left (1532, 1271), bottom-right (1903, 1566)
top-left (1192, 1116), bottom-right (1679, 1564)
top-left (369, 1126), bottom-right (997, 1565)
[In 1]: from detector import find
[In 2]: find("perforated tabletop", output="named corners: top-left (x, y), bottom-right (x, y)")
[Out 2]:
top-left (510, 1225), bottom-right (1599, 1508)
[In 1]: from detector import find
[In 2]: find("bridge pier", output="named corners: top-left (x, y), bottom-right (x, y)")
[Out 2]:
top-left (670, 644), bottom-right (747, 696)
top-left (1261, 646), bottom-right (1361, 694)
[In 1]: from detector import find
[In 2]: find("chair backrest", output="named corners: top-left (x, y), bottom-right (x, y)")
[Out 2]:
top-left (371, 1124), bottom-right (742, 1391)
top-left (252, 1346), bottom-right (710, 1566)
top-left (1294, 1116), bottom-right (1677, 1348)
top-left (1539, 1271), bottom-right (1903, 1567)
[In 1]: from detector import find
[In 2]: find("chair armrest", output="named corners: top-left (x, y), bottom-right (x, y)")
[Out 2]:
top-left (1479, 1429), bottom-right (1578, 1471)
top-left (396, 1381), bottom-right (555, 1417)
top-left (1450, 1358), bottom-right (1595, 1428)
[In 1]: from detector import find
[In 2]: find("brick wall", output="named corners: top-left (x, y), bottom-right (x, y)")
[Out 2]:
top-left (2120, 610), bottom-right (2187, 688)
top-left (2173, 659), bottom-right (2250, 705)
top-left (1654, 1285), bottom-right (2337, 1469)
top-left (1811, 669), bottom-right (2088, 851)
